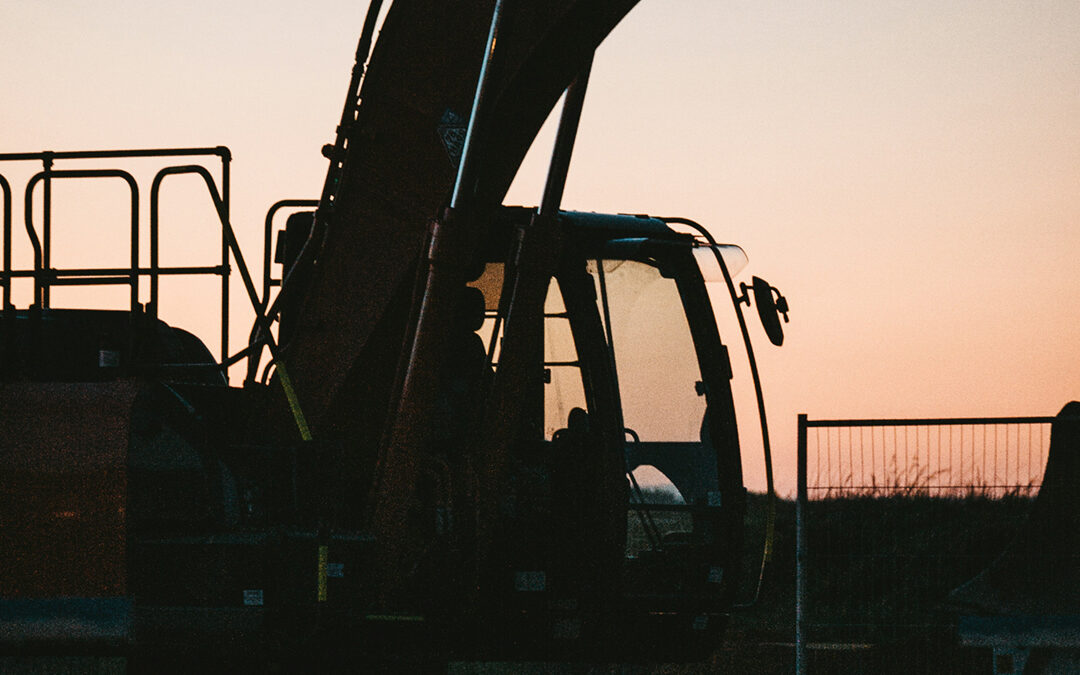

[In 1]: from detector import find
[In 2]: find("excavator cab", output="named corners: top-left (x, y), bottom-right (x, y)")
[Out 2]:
top-left (369, 207), bottom-right (771, 660)
top-left (258, 204), bottom-right (776, 661)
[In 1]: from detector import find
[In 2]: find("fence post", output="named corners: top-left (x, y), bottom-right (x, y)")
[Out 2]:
top-left (796, 413), bottom-right (808, 675)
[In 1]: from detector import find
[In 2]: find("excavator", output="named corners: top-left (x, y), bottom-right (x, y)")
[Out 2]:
top-left (0, 0), bottom-right (789, 668)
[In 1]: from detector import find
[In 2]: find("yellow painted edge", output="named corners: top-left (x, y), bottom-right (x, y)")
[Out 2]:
top-left (317, 544), bottom-right (328, 602)
top-left (276, 363), bottom-right (313, 442)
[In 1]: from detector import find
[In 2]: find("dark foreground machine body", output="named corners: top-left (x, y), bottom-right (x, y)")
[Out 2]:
top-left (0, 0), bottom-right (789, 667)
top-left (949, 403), bottom-right (1080, 674)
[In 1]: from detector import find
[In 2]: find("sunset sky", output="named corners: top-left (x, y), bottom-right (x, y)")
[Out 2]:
top-left (3, 0), bottom-right (1078, 494)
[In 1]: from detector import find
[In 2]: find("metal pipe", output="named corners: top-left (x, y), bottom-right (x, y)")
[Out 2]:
top-left (0, 147), bottom-right (229, 162)
top-left (796, 413), bottom-right (808, 675)
top-left (44, 276), bottom-right (140, 286)
top-left (149, 165), bottom-right (262, 349)
top-left (42, 154), bottom-right (52, 308)
top-left (130, 174), bottom-right (139, 311)
top-left (1, 174), bottom-right (10, 309)
top-left (20, 183), bottom-right (43, 304)
top-left (3, 265), bottom-right (226, 278)
top-left (25, 169), bottom-right (139, 310)
top-left (221, 153), bottom-right (231, 364)
top-left (450, 0), bottom-right (506, 210)
top-left (538, 55), bottom-right (593, 217)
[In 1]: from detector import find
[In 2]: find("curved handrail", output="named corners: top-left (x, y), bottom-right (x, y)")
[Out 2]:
top-left (150, 165), bottom-right (264, 359)
top-left (25, 169), bottom-right (139, 309)
top-left (262, 198), bottom-right (318, 307)
top-left (149, 165), bottom-right (309, 440)
top-left (248, 198), bottom-right (318, 382)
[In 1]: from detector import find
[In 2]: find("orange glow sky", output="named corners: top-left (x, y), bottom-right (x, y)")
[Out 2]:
top-left (3, 1), bottom-right (1078, 494)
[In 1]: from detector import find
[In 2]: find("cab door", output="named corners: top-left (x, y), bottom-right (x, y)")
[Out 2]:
top-left (585, 241), bottom-right (746, 649)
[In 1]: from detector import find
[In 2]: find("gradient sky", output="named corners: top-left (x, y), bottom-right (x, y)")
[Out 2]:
top-left (3, 0), bottom-right (1078, 494)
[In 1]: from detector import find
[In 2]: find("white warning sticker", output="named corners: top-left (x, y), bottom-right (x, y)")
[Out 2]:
top-left (243, 589), bottom-right (264, 606)
top-left (514, 570), bottom-right (546, 592)
top-left (438, 109), bottom-right (467, 169)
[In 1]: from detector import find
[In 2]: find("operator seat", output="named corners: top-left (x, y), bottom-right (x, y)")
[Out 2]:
top-left (439, 285), bottom-right (490, 444)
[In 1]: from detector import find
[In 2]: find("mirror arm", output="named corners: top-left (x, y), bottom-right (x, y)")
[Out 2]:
top-left (773, 289), bottom-right (790, 323)
top-left (736, 281), bottom-right (752, 307)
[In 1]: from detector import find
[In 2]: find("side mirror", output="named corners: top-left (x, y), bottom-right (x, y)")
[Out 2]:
top-left (739, 276), bottom-right (789, 346)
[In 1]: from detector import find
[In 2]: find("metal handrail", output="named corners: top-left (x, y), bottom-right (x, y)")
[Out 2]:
top-left (3, 265), bottom-right (228, 278)
top-left (0, 148), bottom-right (231, 309)
top-left (0, 147), bottom-right (230, 162)
top-left (0, 148), bottom-right (312, 433)
top-left (0, 147), bottom-right (237, 365)
top-left (150, 164), bottom-right (268, 367)
top-left (1, 174), bottom-right (10, 309)
top-left (262, 198), bottom-right (318, 307)
top-left (25, 169), bottom-right (139, 309)
top-left (149, 165), bottom-right (230, 362)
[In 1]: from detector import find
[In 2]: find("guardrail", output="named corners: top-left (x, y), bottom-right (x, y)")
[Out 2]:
top-left (0, 147), bottom-right (253, 369)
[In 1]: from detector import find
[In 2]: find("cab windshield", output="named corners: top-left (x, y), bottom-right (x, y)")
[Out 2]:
top-left (587, 258), bottom-right (704, 443)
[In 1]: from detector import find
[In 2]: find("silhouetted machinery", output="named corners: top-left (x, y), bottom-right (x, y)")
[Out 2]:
top-left (0, 0), bottom-right (789, 667)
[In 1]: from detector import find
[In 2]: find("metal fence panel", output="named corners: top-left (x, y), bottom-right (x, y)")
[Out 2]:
top-left (794, 415), bottom-right (1055, 674)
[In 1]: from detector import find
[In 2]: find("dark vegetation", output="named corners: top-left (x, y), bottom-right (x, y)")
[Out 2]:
top-left (625, 487), bottom-right (1034, 672)
top-left (802, 494), bottom-right (1033, 637)
top-left (720, 492), bottom-right (1031, 673)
